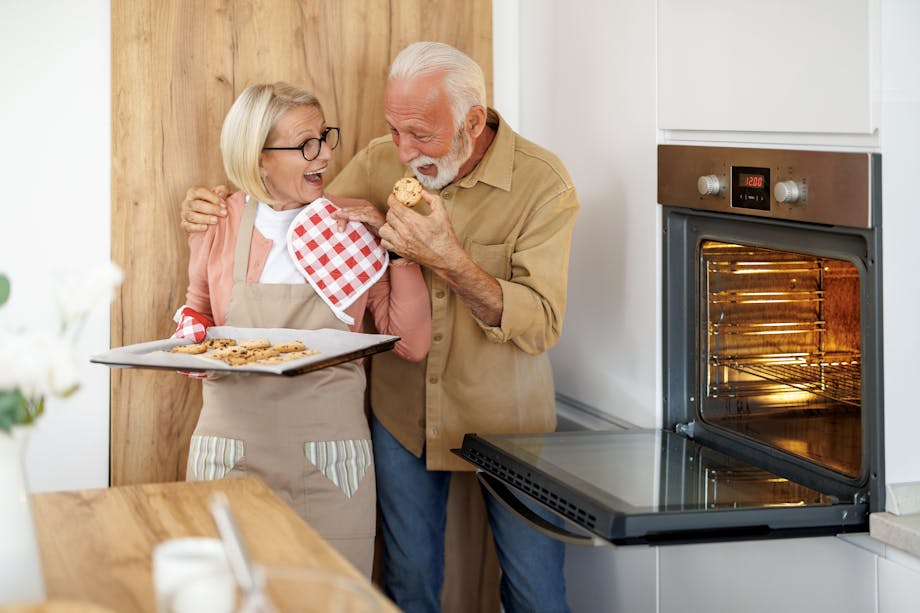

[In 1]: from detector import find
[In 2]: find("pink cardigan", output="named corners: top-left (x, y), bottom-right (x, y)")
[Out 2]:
top-left (184, 192), bottom-right (431, 362)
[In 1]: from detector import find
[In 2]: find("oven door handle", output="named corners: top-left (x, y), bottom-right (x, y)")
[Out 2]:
top-left (476, 471), bottom-right (603, 546)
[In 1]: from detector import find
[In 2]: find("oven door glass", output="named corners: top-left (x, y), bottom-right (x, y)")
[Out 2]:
top-left (456, 429), bottom-right (867, 545)
top-left (701, 241), bottom-right (861, 478)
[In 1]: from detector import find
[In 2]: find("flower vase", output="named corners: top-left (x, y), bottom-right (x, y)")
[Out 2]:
top-left (0, 426), bottom-right (46, 604)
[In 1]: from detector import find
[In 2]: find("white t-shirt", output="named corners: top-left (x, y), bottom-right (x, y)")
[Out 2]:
top-left (253, 202), bottom-right (306, 284)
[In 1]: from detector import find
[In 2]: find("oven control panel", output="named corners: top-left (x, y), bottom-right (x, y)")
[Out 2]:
top-left (730, 165), bottom-right (771, 210)
top-left (659, 145), bottom-right (876, 229)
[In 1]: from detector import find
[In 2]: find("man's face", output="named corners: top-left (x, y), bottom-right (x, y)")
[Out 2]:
top-left (384, 74), bottom-right (474, 191)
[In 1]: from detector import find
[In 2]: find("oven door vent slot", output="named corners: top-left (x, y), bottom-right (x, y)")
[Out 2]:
top-left (462, 446), bottom-right (599, 531)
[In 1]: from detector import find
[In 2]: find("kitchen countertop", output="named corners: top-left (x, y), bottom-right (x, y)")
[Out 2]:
top-left (870, 512), bottom-right (920, 558)
top-left (17, 477), bottom-right (397, 613)
top-left (869, 482), bottom-right (920, 560)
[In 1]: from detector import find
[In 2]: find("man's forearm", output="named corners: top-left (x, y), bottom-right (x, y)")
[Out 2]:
top-left (434, 252), bottom-right (503, 327)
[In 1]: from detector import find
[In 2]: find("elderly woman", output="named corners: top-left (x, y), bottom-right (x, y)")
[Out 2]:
top-left (172, 82), bottom-right (430, 576)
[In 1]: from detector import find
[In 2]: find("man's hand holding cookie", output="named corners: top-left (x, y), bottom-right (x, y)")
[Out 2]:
top-left (380, 178), bottom-right (466, 272)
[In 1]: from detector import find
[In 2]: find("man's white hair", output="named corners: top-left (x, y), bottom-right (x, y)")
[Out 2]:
top-left (388, 41), bottom-right (487, 127)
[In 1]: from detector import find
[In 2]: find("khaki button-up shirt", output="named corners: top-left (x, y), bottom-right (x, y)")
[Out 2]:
top-left (329, 109), bottom-right (579, 470)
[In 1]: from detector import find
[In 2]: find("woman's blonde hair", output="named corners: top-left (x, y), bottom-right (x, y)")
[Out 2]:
top-left (220, 82), bottom-right (323, 204)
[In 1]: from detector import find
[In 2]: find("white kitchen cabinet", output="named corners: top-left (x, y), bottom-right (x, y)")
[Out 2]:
top-left (658, 537), bottom-right (877, 613)
top-left (565, 544), bottom-right (657, 613)
top-left (879, 554), bottom-right (920, 613)
top-left (658, 0), bottom-right (878, 134)
top-left (563, 536), bottom-right (879, 612)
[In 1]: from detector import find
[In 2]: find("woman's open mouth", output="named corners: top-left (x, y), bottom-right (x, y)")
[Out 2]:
top-left (305, 167), bottom-right (325, 186)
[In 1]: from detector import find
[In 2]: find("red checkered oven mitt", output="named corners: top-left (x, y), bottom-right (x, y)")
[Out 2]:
top-left (171, 306), bottom-right (214, 379)
top-left (286, 197), bottom-right (388, 325)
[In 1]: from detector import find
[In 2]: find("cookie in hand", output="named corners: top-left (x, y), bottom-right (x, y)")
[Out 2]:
top-left (392, 177), bottom-right (423, 207)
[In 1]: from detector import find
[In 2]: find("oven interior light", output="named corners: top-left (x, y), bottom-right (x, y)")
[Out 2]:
top-left (761, 391), bottom-right (816, 406)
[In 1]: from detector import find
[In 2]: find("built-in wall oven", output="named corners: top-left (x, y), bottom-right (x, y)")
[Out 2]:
top-left (455, 145), bottom-right (883, 545)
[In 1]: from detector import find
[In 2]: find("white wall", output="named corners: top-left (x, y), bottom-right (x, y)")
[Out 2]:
top-left (0, 1), bottom-right (112, 492)
top-left (499, 0), bottom-right (661, 429)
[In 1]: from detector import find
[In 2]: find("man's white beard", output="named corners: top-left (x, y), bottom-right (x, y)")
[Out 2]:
top-left (410, 124), bottom-right (474, 191)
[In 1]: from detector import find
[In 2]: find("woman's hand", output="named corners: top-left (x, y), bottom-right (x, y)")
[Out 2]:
top-left (329, 198), bottom-right (387, 234)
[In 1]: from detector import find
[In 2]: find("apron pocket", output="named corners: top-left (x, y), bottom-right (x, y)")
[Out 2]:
top-left (188, 434), bottom-right (245, 481)
top-left (304, 439), bottom-right (373, 499)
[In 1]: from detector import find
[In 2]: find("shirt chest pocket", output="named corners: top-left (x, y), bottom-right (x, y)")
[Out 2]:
top-left (466, 240), bottom-right (513, 280)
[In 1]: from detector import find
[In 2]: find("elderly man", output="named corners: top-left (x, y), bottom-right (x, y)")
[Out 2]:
top-left (180, 42), bottom-right (579, 613)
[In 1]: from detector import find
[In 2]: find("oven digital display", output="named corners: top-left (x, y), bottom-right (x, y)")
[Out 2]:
top-left (738, 173), bottom-right (765, 189)
top-left (731, 165), bottom-right (770, 211)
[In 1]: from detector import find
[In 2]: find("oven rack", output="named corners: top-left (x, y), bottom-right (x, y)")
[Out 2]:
top-left (710, 320), bottom-right (826, 336)
top-left (708, 289), bottom-right (825, 306)
top-left (711, 354), bottom-right (861, 407)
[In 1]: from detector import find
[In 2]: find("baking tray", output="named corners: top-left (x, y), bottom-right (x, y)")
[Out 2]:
top-left (90, 326), bottom-right (399, 376)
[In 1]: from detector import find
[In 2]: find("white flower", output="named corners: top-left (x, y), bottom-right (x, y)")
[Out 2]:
top-left (0, 328), bottom-right (79, 399)
top-left (0, 263), bottom-right (122, 431)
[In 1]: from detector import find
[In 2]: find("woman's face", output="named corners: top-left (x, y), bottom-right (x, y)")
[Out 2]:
top-left (259, 105), bottom-right (332, 210)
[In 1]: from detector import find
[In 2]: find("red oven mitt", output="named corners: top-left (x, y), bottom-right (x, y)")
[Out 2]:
top-left (171, 305), bottom-right (214, 379)
top-left (286, 197), bottom-right (388, 325)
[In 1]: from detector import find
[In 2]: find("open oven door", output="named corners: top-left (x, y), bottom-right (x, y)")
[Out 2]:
top-left (454, 428), bottom-right (869, 546)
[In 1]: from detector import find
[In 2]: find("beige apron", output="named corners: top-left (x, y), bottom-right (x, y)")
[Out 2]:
top-left (186, 201), bottom-right (376, 577)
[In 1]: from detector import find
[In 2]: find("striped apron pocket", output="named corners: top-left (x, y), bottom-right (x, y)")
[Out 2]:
top-left (304, 439), bottom-right (373, 498)
top-left (188, 434), bottom-right (245, 481)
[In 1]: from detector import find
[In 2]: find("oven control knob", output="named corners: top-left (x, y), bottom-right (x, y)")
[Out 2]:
top-left (774, 180), bottom-right (803, 204)
top-left (697, 175), bottom-right (722, 196)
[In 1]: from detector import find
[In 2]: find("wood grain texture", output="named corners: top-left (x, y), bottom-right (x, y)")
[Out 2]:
top-left (31, 478), bottom-right (398, 613)
top-left (112, 2), bottom-right (497, 610)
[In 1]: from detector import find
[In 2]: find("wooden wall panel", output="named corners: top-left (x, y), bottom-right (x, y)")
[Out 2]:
top-left (112, 0), bottom-right (236, 487)
top-left (112, 2), bottom-right (497, 611)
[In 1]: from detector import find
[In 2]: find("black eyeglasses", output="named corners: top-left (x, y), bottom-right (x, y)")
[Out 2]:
top-left (263, 127), bottom-right (340, 161)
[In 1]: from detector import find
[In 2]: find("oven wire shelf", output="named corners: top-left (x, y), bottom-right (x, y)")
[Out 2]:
top-left (710, 354), bottom-right (861, 407)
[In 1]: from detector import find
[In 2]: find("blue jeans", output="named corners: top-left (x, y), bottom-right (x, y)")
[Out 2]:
top-left (371, 415), bottom-right (570, 613)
